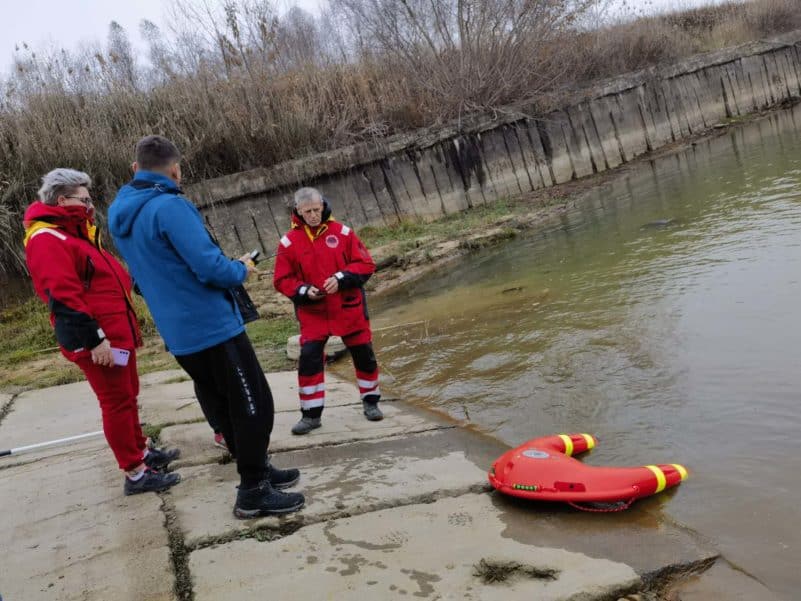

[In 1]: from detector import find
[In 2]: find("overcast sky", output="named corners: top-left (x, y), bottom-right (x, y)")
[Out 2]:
top-left (1, 0), bottom-right (729, 74)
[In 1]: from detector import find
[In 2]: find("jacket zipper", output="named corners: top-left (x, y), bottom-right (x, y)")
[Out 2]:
top-left (80, 225), bottom-right (141, 347)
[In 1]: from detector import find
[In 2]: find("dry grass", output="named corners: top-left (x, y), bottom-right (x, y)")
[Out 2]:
top-left (0, 0), bottom-right (799, 276)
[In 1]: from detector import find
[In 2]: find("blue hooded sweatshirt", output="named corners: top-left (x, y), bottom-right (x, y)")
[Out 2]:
top-left (108, 171), bottom-right (248, 356)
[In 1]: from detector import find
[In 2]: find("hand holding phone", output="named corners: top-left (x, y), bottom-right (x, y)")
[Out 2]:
top-left (111, 347), bottom-right (130, 367)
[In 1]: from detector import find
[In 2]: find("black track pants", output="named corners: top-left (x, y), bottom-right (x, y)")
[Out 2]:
top-left (176, 332), bottom-right (273, 488)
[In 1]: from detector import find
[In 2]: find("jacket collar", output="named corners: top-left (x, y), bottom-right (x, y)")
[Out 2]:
top-left (132, 170), bottom-right (182, 194)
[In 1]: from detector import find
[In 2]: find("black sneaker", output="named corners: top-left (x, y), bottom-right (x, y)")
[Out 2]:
top-left (266, 456), bottom-right (300, 489)
top-left (234, 481), bottom-right (305, 518)
top-left (144, 446), bottom-right (181, 470)
top-left (124, 468), bottom-right (182, 496)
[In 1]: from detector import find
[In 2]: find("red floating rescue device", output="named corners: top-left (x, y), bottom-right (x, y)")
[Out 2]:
top-left (488, 433), bottom-right (687, 511)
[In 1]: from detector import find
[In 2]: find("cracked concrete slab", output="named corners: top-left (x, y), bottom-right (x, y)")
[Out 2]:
top-left (0, 380), bottom-right (99, 450)
top-left (162, 402), bottom-right (448, 469)
top-left (136, 371), bottom-right (361, 426)
top-left (190, 493), bottom-right (641, 601)
top-left (171, 430), bottom-right (487, 548)
top-left (0, 444), bottom-right (175, 601)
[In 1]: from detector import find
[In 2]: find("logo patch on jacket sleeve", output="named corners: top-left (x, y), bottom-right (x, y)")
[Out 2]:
top-left (325, 234), bottom-right (339, 248)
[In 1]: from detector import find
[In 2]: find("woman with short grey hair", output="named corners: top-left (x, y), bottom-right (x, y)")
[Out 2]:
top-left (23, 168), bottom-right (182, 496)
top-left (37, 168), bottom-right (92, 206)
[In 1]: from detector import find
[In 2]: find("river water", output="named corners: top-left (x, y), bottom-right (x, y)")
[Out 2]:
top-left (371, 104), bottom-right (801, 597)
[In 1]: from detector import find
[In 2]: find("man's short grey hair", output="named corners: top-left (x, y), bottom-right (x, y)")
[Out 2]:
top-left (294, 187), bottom-right (322, 209)
top-left (38, 168), bottom-right (92, 206)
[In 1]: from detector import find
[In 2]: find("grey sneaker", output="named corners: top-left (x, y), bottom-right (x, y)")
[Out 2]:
top-left (124, 468), bottom-right (182, 496)
top-left (291, 416), bottom-right (322, 435)
top-left (363, 400), bottom-right (383, 421)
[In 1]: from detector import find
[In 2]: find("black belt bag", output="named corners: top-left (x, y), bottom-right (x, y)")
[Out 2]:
top-left (229, 283), bottom-right (259, 324)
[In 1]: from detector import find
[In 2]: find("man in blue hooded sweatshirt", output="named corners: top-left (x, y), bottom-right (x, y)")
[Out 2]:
top-left (108, 135), bottom-right (304, 518)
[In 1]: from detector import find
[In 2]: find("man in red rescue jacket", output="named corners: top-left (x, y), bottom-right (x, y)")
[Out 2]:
top-left (23, 168), bottom-right (181, 495)
top-left (274, 187), bottom-right (383, 434)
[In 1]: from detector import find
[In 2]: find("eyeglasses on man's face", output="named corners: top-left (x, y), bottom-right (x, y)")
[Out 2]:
top-left (64, 195), bottom-right (93, 206)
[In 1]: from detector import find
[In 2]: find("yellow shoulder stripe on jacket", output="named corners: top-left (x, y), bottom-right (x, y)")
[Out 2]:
top-left (23, 222), bottom-right (67, 247)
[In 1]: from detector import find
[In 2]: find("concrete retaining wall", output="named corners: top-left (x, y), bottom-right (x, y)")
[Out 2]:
top-left (188, 33), bottom-right (801, 256)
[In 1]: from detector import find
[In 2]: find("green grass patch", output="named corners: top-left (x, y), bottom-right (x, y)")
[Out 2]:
top-left (142, 423), bottom-right (163, 443)
top-left (358, 199), bottom-right (520, 249)
top-left (247, 317), bottom-right (298, 373)
top-left (0, 297), bottom-right (56, 364)
top-left (246, 317), bottom-right (298, 347)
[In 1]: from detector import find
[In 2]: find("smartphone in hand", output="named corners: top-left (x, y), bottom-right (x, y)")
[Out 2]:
top-left (111, 347), bottom-right (130, 367)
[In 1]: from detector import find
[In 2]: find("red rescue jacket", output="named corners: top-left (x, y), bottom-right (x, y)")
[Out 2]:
top-left (273, 203), bottom-right (375, 341)
top-left (23, 201), bottom-right (142, 362)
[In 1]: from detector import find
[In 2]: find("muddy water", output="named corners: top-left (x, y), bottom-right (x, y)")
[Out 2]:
top-left (372, 104), bottom-right (801, 598)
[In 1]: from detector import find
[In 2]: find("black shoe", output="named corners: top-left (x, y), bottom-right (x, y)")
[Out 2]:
top-left (363, 400), bottom-right (383, 421)
top-left (234, 481), bottom-right (305, 518)
top-left (124, 468), bottom-right (182, 496)
top-left (144, 446), bottom-right (181, 470)
top-left (266, 456), bottom-right (300, 489)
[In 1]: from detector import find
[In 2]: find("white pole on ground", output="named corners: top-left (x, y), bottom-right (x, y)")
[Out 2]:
top-left (0, 430), bottom-right (104, 458)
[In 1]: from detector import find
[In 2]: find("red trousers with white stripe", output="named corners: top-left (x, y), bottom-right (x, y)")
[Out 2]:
top-left (76, 352), bottom-right (147, 472)
top-left (298, 330), bottom-right (380, 418)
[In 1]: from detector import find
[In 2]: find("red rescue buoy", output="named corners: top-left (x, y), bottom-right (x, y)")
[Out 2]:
top-left (488, 433), bottom-right (687, 510)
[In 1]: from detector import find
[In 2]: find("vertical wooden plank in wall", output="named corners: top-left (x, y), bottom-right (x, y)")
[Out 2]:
top-left (265, 191), bottom-right (293, 248)
top-left (357, 163), bottom-right (396, 226)
top-left (404, 148), bottom-right (448, 219)
top-left (658, 78), bottom-right (686, 141)
top-left (234, 197), bottom-right (269, 254)
top-left (762, 52), bottom-right (786, 104)
top-left (675, 74), bottom-right (705, 133)
top-left (449, 136), bottom-right (484, 208)
top-left (667, 76), bottom-right (695, 137)
top-left (637, 81), bottom-right (671, 149)
top-left (727, 59), bottom-right (753, 113)
top-left (380, 154), bottom-right (422, 221)
top-left (438, 136), bottom-right (476, 212)
top-left (536, 111), bottom-right (573, 184)
top-left (479, 126), bottom-right (525, 200)
top-left (718, 63), bottom-right (740, 117)
top-left (775, 48), bottom-right (800, 97)
top-left (501, 121), bottom-right (537, 193)
top-left (204, 199), bottom-right (242, 256)
top-left (586, 96), bottom-right (624, 169)
top-left (611, 88), bottom-right (650, 160)
top-left (511, 120), bottom-right (546, 190)
top-left (316, 173), bottom-right (367, 228)
top-left (694, 67), bottom-right (727, 126)
top-left (562, 105), bottom-right (596, 177)
top-left (742, 53), bottom-right (772, 109)
top-left (461, 133), bottom-right (495, 206)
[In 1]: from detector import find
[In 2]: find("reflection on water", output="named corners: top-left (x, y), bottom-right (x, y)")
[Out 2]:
top-left (373, 104), bottom-right (801, 598)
